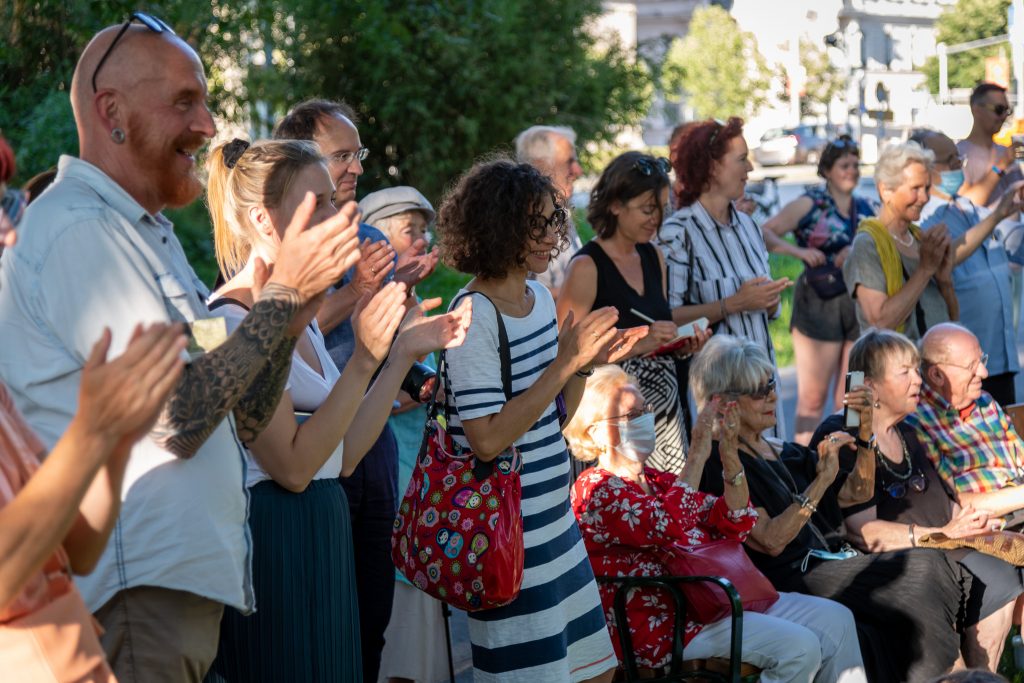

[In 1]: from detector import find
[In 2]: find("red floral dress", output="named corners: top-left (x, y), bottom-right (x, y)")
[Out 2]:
top-left (571, 466), bottom-right (756, 669)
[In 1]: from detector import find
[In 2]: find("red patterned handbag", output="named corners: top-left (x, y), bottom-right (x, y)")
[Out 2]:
top-left (391, 292), bottom-right (525, 611)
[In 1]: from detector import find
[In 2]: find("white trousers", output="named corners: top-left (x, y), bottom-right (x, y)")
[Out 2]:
top-left (684, 591), bottom-right (866, 683)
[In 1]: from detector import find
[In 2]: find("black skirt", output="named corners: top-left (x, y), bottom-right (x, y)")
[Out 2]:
top-left (206, 478), bottom-right (362, 682)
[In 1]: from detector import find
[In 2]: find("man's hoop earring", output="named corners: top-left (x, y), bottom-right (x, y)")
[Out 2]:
top-left (111, 128), bottom-right (126, 144)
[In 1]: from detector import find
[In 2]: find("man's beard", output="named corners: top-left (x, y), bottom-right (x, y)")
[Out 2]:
top-left (128, 114), bottom-right (206, 210)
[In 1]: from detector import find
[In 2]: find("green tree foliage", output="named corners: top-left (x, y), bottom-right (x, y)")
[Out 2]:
top-left (660, 5), bottom-right (770, 119)
top-left (797, 38), bottom-right (843, 119)
top-left (212, 0), bottom-right (651, 201)
top-left (1, 0), bottom-right (651, 284)
top-left (922, 0), bottom-right (1011, 93)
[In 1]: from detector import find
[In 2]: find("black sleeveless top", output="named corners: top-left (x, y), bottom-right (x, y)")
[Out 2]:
top-left (576, 241), bottom-right (672, 328)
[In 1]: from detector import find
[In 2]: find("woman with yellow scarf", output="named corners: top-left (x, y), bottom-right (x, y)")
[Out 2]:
top-left (843, 142), bottom-right (957, 340)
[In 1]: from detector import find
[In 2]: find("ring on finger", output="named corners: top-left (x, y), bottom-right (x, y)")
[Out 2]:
top-left (828, 436), bottom-right (838, 444)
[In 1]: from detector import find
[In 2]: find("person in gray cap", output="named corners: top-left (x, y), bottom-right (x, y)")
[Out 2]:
top-left (516, 125), bottom-right (584, 299)
top-left (358, 186), bottom-right (437, 275)
top-left (360, 185), bottom-right (451, 683)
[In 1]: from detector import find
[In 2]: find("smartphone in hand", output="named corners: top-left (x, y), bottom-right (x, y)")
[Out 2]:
top-left (844, 371), bottom-right (865, 429)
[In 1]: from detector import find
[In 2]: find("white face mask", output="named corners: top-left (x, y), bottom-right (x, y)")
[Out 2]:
top-left (605, 412), bottom-right (657, 463)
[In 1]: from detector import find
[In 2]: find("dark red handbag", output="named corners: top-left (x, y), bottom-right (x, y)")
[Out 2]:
top-left (391, 291), bottom-right (525, 611)
top-left (659, 540), bottom-right (779, 624)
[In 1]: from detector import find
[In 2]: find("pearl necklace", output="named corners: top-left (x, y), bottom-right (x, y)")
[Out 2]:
top-left (892, 230), bottom-right (914, 248)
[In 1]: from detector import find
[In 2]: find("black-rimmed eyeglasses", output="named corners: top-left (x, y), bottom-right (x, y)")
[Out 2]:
top-left (634, 157), bottom-right (671, 177)
top-left (92, 12), bottom-right (175, 93)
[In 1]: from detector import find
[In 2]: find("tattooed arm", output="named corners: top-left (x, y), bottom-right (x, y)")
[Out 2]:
top-left (150, 283), bottom-right (301, 459)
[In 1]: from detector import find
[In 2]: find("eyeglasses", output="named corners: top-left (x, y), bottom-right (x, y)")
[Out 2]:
top-left (935, 353), bottom-right (989, 375)
top-left (979, 102), bottom-right (1014, 117)
top-left (328, 147), bottom-right (370, 167)
top-left (885, 472), bottom-right (928, 499)
top-left (634, 157), bottom-right (671, 177)
top-left (529, 205), bottom-right (569, 233)
top-left (728, 377), bottom-right (776, 400)
top-left (92, 12), bottom-right (175, 93)
top-left (598, 403), bottom-right (655, 423)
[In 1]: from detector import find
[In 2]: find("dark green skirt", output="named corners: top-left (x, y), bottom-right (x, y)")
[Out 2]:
top-left (206, 478), bottom-right (362, 682)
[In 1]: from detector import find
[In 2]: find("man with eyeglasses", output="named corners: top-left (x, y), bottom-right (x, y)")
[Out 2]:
top-left (913, 129), bottom-right (1024, 405)
top-left (958, 83), bottom-right (1023, 208)
top-left (0, 17), bottom-right (362, 683)
top-left (906, 323), bottom-right (1024, 525)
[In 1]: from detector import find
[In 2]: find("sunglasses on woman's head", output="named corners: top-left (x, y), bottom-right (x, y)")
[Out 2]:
top-left (826, 137), bottom-right (858, 153)
top-left (634, 157), bottom-right (671, 178)
top-left (885, 473), bottom-right (928, 499)
top-left (708, 119), bottom-right (727, 147)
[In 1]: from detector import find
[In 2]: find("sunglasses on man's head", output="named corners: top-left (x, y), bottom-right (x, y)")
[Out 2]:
top-left (92, 12), bottom-right (175, 93)
top-left (634, 157), bottom-right (671, 178)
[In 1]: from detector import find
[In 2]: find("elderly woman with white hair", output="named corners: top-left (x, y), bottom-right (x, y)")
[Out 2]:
top-left (567, 365), bottom-right (866, 683)
top-left (694, 334), bottom-right (974, 683)
top-left (842, 141), bottom-right (957, 340)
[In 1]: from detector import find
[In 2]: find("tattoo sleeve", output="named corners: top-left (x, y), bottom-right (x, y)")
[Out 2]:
top-left (150, 283), bottom-right (301, 459)
top-left (232, 334), bottom-right (296, 444)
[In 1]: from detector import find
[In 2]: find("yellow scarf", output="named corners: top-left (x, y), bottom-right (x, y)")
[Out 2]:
top-left (856, 217), bottom-right (923, 334)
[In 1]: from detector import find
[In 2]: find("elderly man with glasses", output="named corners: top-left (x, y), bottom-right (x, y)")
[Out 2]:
top-left (911, 129), bottom-right (1024, 405)
top-left (906, 323), bottom-right (1024, 524)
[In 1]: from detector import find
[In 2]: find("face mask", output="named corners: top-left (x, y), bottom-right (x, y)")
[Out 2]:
top-left (609, 412), bottom-right (657, 463)
top-left (937, 169), bottom-right (964, 197)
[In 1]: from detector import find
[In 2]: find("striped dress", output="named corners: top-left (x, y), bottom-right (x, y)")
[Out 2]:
top-left (444, 282), bottom-right (617, 682)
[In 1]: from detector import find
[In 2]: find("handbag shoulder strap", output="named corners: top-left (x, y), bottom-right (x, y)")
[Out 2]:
top-left (434, 290), bottom-right (513, 421)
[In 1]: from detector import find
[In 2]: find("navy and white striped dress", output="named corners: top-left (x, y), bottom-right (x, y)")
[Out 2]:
top-left (444, 282), bottom-right (617, 682)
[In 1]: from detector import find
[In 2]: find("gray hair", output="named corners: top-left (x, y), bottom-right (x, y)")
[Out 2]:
top-left (515, 126), bottom-right (577, 166)
top-left (689, 334), bottom-right (775, 409)
top-left (874, 141), bottom-right (934, 190)
top-left (848, 328), bottom-right (919, 380)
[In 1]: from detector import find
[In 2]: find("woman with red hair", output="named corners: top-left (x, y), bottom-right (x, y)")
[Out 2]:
top-left (656, 117), bottom-right (789, 437)
top-left (0, 135), bottom-right (24, 242)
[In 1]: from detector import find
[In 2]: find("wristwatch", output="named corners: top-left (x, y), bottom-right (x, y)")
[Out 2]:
top-left (725, 469), bottom-right (745, 487)
top-left (993, 164), bottom-right (1007, 178)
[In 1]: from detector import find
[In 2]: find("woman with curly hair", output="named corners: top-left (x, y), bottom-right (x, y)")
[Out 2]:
top-left (434, 157), bottom-right (645, 682)
top-left (558, 152), bottom-right (711, 473)
top-left (657, 117), bottom-right (790, 438)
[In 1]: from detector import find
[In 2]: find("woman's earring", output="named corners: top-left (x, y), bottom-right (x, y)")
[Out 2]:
top-left (873, 400), bottom-right (881, 409)
top-left (111, 128), bottom-right (126, 144)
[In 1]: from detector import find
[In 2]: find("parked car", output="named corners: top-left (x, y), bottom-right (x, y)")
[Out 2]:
top-left (754, 125), bottom-right (829, 166)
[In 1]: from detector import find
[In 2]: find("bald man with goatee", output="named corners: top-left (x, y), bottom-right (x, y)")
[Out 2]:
top-left (0, 16), bottom-right (360, 682)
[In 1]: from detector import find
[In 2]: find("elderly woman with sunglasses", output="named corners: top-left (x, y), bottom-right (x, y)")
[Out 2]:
top-left (567, 365), bottom-right (866, 682)
top-left (760, 136), bottom-right (877, 444)
top-left (696, 334), bottom-right (973, 683)
top-left (658, 117), bottom-right (790, 440)
top-left (559, 151), bottom-right (711, 473)
top-left (810, 329), bottom-right (1022, 672)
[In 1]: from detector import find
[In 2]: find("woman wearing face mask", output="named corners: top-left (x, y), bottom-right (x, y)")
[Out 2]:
top-left (760, 136), bottom-right (877, 444)
top-left (912, 129), bottom-right (1024, 405)
top-left (567, 365), bottom-right (866, 682)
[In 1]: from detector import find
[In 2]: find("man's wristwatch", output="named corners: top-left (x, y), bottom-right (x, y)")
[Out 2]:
top-left (725, 469), bottom-right (745, 487)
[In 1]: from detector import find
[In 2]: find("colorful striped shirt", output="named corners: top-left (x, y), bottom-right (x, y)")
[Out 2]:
top-left (905, 382), bottom-right (1024, 494)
